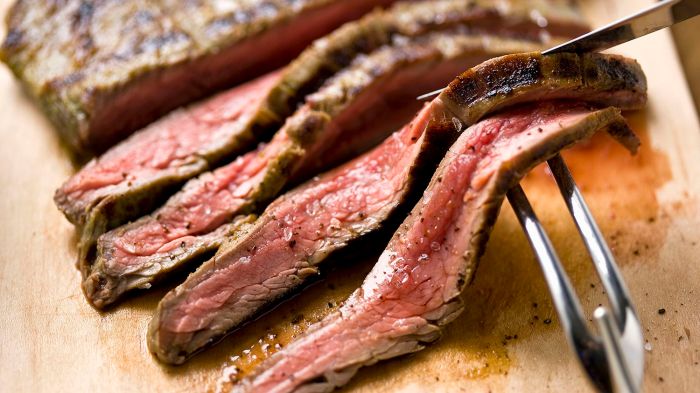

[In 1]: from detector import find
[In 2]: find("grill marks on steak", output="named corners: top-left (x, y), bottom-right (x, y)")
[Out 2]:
top-left (147, 104), bottom-right (458, 364)
top-left (439, 52), bottom-right (647, 124)
top-left (265, 0), bottom-right (589, 121)
top-left (54, 71), bottom-right (284, 264)
top-left (85, 35), bottom-right (556, 309)
top-left (1, 0), bottom-right (396, 156)
top-left (233, 101), bottom-right (642, 393)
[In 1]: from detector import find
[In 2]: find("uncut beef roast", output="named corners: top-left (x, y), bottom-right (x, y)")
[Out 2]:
top-left (83, 0), bottom-right (589, 309)
top-left (0, 0), bottom-right (395, 156)
top-left (146, 52), bottom-right (647, 365)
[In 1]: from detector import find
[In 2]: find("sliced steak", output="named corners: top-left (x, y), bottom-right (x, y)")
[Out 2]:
top-left (145, 51), bottom-right (647, 366)
top-left (87, 51), bottom-right (643, 311)
top-left (232, 100), bottom-right (642, 392)
top-left (1, 0), bottom-right (397, 156)
top-left (147, 103), bottom-right (459, 364)
top-left (85, 34), bottom-right (552, 309)
top-left (55, 71), bottom-right (283, 263)
top-left (55, 0), bottom-right (588, 272)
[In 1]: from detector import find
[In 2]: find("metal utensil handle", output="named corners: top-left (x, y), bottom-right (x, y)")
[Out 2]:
top-left (543, 0), bottom-right (700, 55)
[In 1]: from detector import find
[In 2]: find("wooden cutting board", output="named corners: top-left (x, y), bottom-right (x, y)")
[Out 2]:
top-left (1, 1), bottom-right (699, 392)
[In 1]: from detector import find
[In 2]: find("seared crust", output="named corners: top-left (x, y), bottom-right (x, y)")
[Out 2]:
top-left (440, 52), bottom-right (648, 123)
top-left (268, 0), bottom-right (589, 117)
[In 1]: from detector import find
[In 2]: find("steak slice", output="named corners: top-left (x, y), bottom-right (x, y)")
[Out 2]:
top-left (54, 70), bottom-right (283, 263)
top-left (232, 100), bottom-right (642, 393)
top-left (85, 34), bottom-right (551, 309)
top-left (147, 104), bottom-right (459, 364)
top-left (1, 0), bottom-right (397, 156)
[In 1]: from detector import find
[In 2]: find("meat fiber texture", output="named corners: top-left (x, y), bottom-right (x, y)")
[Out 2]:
top-left (233, 100), bottom-right (643, 392)
top-left (54, 71), bottom-right (284, 267)
top-left (82, 0), bottom-right (590, 309)
top-left (145, 51), bottom-right (647, 366)
top-left (0, 0), bottom-right (396, 157)
top-left (147, 103), bottom-right (459, 364)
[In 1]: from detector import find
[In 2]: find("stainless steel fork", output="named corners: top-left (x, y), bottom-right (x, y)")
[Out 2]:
top-left (506, 154), bottom-right (644, 393)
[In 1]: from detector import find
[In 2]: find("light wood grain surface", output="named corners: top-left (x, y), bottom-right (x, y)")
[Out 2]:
top-left (1, 1), bottom-right (699, 392)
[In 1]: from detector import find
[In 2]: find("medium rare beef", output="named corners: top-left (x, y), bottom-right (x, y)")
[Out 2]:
top-left (84, 34), bottom-right (552, 309)
top-left (233, 100), bottom-right (642, 392)
top-left (55, 71), bottom-right (284, 264)
top-left (86, 51), bottom-right (644, 311)
top-left (55, 0), bottom-right (588, 277)
top-left (147, 104), bottom-right (459, 364)
top-left (1, 0), bottom-right (397, 156)
top-left (144, 51), bottom-right (647, 366)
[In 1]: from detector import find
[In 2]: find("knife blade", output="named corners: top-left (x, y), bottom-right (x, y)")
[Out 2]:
top-left (417, 0), bottom-right (700, 101)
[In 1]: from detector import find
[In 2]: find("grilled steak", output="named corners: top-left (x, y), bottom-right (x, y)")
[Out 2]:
top-left (147, 103), bottom-right (459, 364)
top-left (233, 100), bottom-right (642, 392)
top-left (1, 0), bottom-right (397, 157)
top-left (144, 51), bottom-right (646, 365)
top-left (84, 34), bottom-right (552, 309)
top-left (55, 0), bottom-right (588, 277)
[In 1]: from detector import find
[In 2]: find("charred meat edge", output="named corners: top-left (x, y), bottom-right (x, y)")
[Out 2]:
top-left (233, 101), bottom-right (641, 393)
top-left (84, 34), bottom-right (551, 309)
top-left (147, 103), bottom-right (459, 364)
top-left (145, 51), bottom-right (646, 364)
top-left (1, 0), bottom-right (397, 156)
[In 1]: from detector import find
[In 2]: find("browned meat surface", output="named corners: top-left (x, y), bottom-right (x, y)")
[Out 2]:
top-left (147, 104), bottom-right (459, 364)
top-left (233, 100), bottom-right (642, 392)
top-left (83, 0), bottom-right (591, 308)
top-left (0, 0), bottom-right (396, 156)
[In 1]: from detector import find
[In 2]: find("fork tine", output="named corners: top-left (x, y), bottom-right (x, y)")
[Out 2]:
top-left (546, 154), bottom-right (635, 325)
top-left (594, 307), bottom-right (637, 393)
top-left (546, 154), bottom-right (644, 391)
top-left (508, 183), bottom-right (625, 393)
top-left (507, 185), bottom-right (588, 336)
